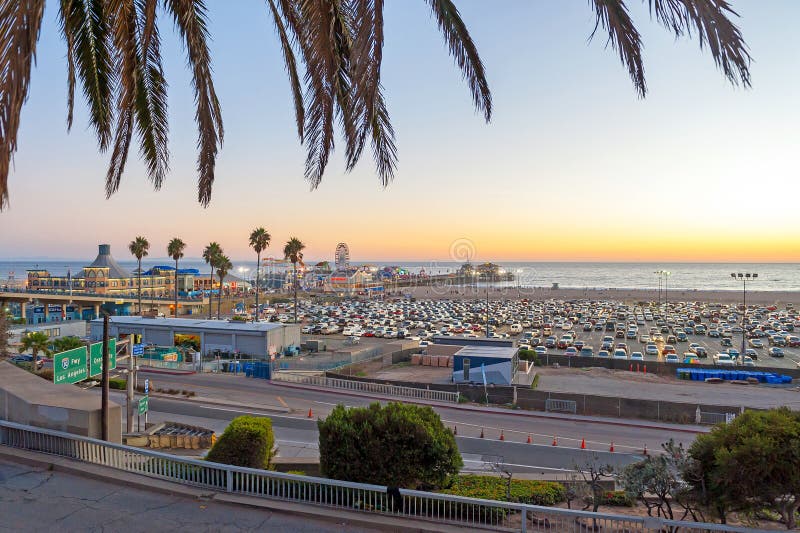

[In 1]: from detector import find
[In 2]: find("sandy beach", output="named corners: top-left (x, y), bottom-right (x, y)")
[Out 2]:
top-left (403, 285), bottom-right (800, 306)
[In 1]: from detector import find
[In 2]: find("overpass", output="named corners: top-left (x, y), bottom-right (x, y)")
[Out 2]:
top-left (0, 288), bottom-right (207, 322)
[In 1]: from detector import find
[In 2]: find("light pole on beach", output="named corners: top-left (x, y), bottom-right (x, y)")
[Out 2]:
top-left (654, 271), bottom-right (663, 307)
top-left (731, 272), bottom-right (757, 363)
top-left (516, 269), bottom-right (523, 298)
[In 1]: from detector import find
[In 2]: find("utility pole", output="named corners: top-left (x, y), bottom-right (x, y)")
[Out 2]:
top-left (101, 311), bottom-right (110, 441)
top-left (126, 357), bottom-right (135, 433)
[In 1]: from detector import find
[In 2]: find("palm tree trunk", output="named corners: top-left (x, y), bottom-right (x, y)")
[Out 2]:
top-left (293, 263), bottom-right (298, 323)
top-left (138, 258), bottom-right (142, 315)
top-left (208, 267), bottom-right (214, 319)
top-left (174, 259), bottom-right (179, 318)
top-left (254, 252), bottom-right (260, 322)
top-left (218, 277), bottom-right (223, 318)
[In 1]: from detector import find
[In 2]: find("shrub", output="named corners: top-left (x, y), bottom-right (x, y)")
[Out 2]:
top-left (518, 349), bottom-right (540, 366)
top-left (108, 378), bottom-right (127, 390)
top-left (37, 368), bottom-right (54, 381)
top-left (206, 416), bottom-right (275, 469)
top-left (286, 470), bottom-right (306, 476)
top-left (318, 402), bottom-right (462, 489)
top-left (601, 490), bottom-right (634, 507)
top-left (230, 315), bottom-right (247, 322)
top-left (439, 475), bottom-right (566, 506)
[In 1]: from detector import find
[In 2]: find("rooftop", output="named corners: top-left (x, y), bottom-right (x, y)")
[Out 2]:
top-left (454, 345), bottom-right (518, 359)
top-left (91, 316), bottom-right (294, 333)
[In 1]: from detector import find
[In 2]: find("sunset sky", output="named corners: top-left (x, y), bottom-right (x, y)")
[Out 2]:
top-left (1, 1), bottom-right (798, 263)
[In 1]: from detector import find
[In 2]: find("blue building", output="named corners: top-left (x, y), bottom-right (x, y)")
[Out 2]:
top-left (452, 346), bottom-right (519, 385)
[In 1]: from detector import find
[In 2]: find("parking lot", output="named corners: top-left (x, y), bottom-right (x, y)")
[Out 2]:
top-left (292, 297), bottom-right (800, 371)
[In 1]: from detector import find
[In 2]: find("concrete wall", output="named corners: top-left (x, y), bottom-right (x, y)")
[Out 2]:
top-left (0, 362), bottom-right (121, 442)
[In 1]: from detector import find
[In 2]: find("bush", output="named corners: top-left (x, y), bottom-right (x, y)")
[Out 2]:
top-left (318, 402), bottom-right (462, 489)
top-left (439, 475), bottom-right (566, 506)
top-left (518, 349), bottom-right (540, 366)
top-left (206, 416), bottom-right (275, 469)
top-left (108, 378), bottom-right (127, 390)
top-left (37, 368), bottom-right (54, 381)
top-left (230, 315), bottom-right (247, 322)
top-left (601, 490), bottom-right (634, 507)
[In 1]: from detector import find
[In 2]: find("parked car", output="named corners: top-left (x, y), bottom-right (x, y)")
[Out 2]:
top-left (645, 344), bottom-right (659, 356)
top-left (579, 347), bottom-right (594, 357)
top-left (713, 353), bottom-right (735, 366)
top-left (564, 347), bottom-right (578, 357)
top-left (769, 347), bottom-right (785, 357)
top-left (742, 356), bottom-right (756, 367)
top-left (613, 349), bottom-right (628, 360)
top-left (665, 353), bottom-right (679, 364)
top-left (630, 351), bottom-right (644, 362)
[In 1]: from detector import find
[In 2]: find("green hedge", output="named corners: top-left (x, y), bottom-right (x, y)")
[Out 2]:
top-left (439, 475), bottom-right (565, 506)
top-left (206, 416), bottom-right (275, 469)
top-left (518, 349), bottom-right (540, 366)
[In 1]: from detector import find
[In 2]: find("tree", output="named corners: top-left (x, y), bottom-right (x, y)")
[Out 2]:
top-left (682, 408), bottom-right (800, 528)
top-left (167, 237), bottom-right (187, 318)
top-left (573, 455), bottom-right (614, 530)
top-left (249, 228), bottom-right (271, 321)
top-left (283, 237), bottom-right (305, 324)
top-left (215, 254), bottom-right (233, 319)
top-left (620, 440), bottom-right (690, 522)
top-left (1, 1), bottom-right (750, 210)
top-left (202, 242), bottom-right (222, 319)
top-left (206, 416), bottom-right (275, 469)
top-left (128, 236), bottom-right (150, 315)
top-left (51, 336), bottom-right (85, 353)
top-left (0, 310), bottom-right (10, 358)
top-left (19, 331), bottom-right (51, 368)
top-left (318, 402), bottom-right (462, 489)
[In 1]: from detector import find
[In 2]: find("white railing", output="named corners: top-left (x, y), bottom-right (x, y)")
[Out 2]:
top-left (0, 420), bottom-right (749, 532)
top-left (272, 372), bottom-right (460, 404)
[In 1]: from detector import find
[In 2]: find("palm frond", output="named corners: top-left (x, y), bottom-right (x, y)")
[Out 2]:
top-left (590, 0), bottom-right (646, 97)
top-left (165, 0), bottom-right (223, 207)
top-left (267, 0), bottom-right (304, 142)
top-left (59, 0), bottom-right (114, 147)
top-left (426, 0), bottom-right (491, 121)
top-left (0, 0), bottom-right (45, 210)
top-left (132, 0), bottom-right (169, 190)
top-left (646, 0), bottom-right (750, 87)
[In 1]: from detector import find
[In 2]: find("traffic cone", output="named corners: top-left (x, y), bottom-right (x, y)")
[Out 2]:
top-left (610, 442), bottom-right (615, 452)
top-left (307, 408), bottom-right (313, 418)
top-left (527, 434), bottom-right (532, 444)
top-left (629, 363), bottom-right (632, 372)
top-left (637, 363), bottom-right (640, 373)
top-left (644, 365), bottom-right (647, 375)
top-left (499, 430), bottom-right (505, 441)
top-left (581, 438), bottom-right (586, 449)
top-left (552, 435), bottom-right (558, 446)
top-left (480, 427), bottom-right (484, 439)
top-left (643, 443), bottom-right (648, 455)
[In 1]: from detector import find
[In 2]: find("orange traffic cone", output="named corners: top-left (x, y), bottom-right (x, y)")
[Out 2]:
top-left (629, 363), bottom-right (633, 372)
top-left (610, 442), bottom-right (615, 452)
top-left (581, 438), bottom-right (586, 449)
top-left (527, 434), bottom-right (532, 444)
top-left (644, 365), bottom-right (647, 375)
top-left (480, 427), bottom-right (484, 439)
top-left (552, 435), bottom-right (558, 446)
top-left (499, 430), bottom-right (505, 441)
top-left (307, 408), bottom-right (313, 418)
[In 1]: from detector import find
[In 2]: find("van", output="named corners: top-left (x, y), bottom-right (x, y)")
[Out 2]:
top-left (509, 324), bottom-right (522, 334)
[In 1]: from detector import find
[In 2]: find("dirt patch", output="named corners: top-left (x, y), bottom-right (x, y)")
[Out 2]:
top-left (537, 365), bottom-right (671, 384)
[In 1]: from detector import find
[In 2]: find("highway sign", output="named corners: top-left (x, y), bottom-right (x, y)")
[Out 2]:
top-left (138, 396), bottom-right (149, 415)
top-left (89, 338), bottom-right (117, 377)
top-left (53, 347), bottom-right (88, 384)
top-left (132, 343), bottom-right (144, 356)
top-left (144, 379), bottom-right (149, 395)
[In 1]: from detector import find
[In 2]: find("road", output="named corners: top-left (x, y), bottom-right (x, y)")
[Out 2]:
top-left (115, 372), bottom-right (706, 472)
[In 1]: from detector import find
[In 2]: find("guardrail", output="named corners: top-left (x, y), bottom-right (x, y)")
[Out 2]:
top-left (0, 288), bottom-right (202, 304)
top-left (273, 372), bottom-right (460, 404)
top-left (0, 420), bottom-right (748, 532)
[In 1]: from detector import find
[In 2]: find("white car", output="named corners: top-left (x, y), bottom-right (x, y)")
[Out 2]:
top-left (713, 353), bottom-right (735, 366)
top-left (613, 349), bottom-right (628, 360)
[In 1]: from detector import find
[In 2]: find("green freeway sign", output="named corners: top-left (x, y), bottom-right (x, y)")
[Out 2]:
top-left (89, 338), bottom-right (117, 377)
top-left (53, 347), bottom-right (88, 384)
top-left (138, 396), bottom-right (149, 415)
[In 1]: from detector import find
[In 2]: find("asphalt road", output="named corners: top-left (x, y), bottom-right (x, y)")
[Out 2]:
top-left (119, 373), bottom-right (702, 471)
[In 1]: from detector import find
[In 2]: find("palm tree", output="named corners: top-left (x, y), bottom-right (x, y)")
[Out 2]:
top-left (19, 331), bottom-right (51, 370)
top-left (215, 255), bottom-right (233, 319)
top-left (167, 237), bottom-right (187, 318)
top-left (283, 237), bottom-right (305, 324)
top-left (249, 228), bottom-right (271, 321)
top-left (203, 242), bottom-right (222, 319)
top-left (0, 2), bottom-right (751, 210)
top-left (128, 236), bottom-right (150, 315)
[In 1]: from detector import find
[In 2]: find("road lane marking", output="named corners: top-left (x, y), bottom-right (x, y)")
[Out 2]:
top-left (276, 396), bottom-right (289, 408)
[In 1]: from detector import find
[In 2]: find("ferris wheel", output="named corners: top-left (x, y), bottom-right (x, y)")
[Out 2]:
top-left (335, 243), bottom-right (350, 271)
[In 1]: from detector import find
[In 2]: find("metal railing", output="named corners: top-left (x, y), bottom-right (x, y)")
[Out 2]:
top-left (0, 287), bottom-right (201, 304)
top-left (545, 399), bottom-right (577, 414)
top-left (0, 420), bottom-right (749, 532)
top-left (273, 372), bottom-right (460, 404)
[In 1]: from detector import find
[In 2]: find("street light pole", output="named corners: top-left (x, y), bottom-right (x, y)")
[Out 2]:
top-left (731, 272), bottom-right (757, 362)
top-left (663, 271), bottom-right (671, 312)
top-left (654, 271), bottom-right (663, 308)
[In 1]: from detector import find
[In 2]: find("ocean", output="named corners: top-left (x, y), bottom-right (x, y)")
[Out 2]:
top-left (0, 259), bottom-right (797, 292)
